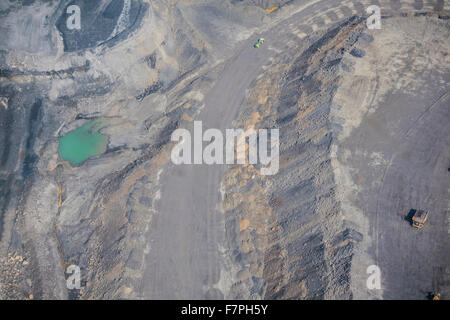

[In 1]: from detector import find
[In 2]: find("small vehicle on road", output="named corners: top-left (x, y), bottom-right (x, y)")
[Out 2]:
top-left (254, 38), bottom-right (265, 48)
top-left (411, 209), bottom-right (428, 229)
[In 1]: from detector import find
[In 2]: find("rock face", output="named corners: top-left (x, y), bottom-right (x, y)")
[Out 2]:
top-left (221, 17), bottom-right (367, 300)
top-left (55, 0), bottom-right (146, 52)
top-left (0, 0), bottom-right (449, 300)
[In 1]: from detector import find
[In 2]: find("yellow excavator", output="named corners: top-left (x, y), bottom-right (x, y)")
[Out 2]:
top-left (265, 6), bottom-right (278, 13)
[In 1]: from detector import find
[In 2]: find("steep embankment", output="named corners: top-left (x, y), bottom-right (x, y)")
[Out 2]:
top-left (221, 17), bottom-right (367, 299)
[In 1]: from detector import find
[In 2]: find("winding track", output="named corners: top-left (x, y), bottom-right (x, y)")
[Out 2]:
top-left (140, 0), bottom-right (449, 299)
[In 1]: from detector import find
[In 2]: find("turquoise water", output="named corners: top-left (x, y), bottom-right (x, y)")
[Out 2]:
top-left (58, 120), bottom-right (108, 166)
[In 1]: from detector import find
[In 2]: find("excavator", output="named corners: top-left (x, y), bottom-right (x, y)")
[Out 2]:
top-left (265, 6), bottom-right (278, 13)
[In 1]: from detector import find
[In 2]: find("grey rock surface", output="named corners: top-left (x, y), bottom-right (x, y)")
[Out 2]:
top-left (0, 0), bottom-right (448, 300)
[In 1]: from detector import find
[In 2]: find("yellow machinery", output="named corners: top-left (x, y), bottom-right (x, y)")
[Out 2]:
top-left (58, 184), bottom-right (62, 208)
top-left (265, 6), bottom-right (278, 13)
top-left (411, 209), bottom-right (428, 229)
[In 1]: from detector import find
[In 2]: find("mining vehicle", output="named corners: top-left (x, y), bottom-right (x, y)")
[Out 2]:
top-left (411, 209), bottom-right (428, 229)
top-left (254, 38), bottom-right (265, 48)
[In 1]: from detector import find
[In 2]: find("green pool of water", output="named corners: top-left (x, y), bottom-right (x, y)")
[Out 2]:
top-left (58, 120), bottom-right (109, 166)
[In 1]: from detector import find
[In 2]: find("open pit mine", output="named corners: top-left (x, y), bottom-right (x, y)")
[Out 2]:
top-left (0, 0), bottom-right (449, 300)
